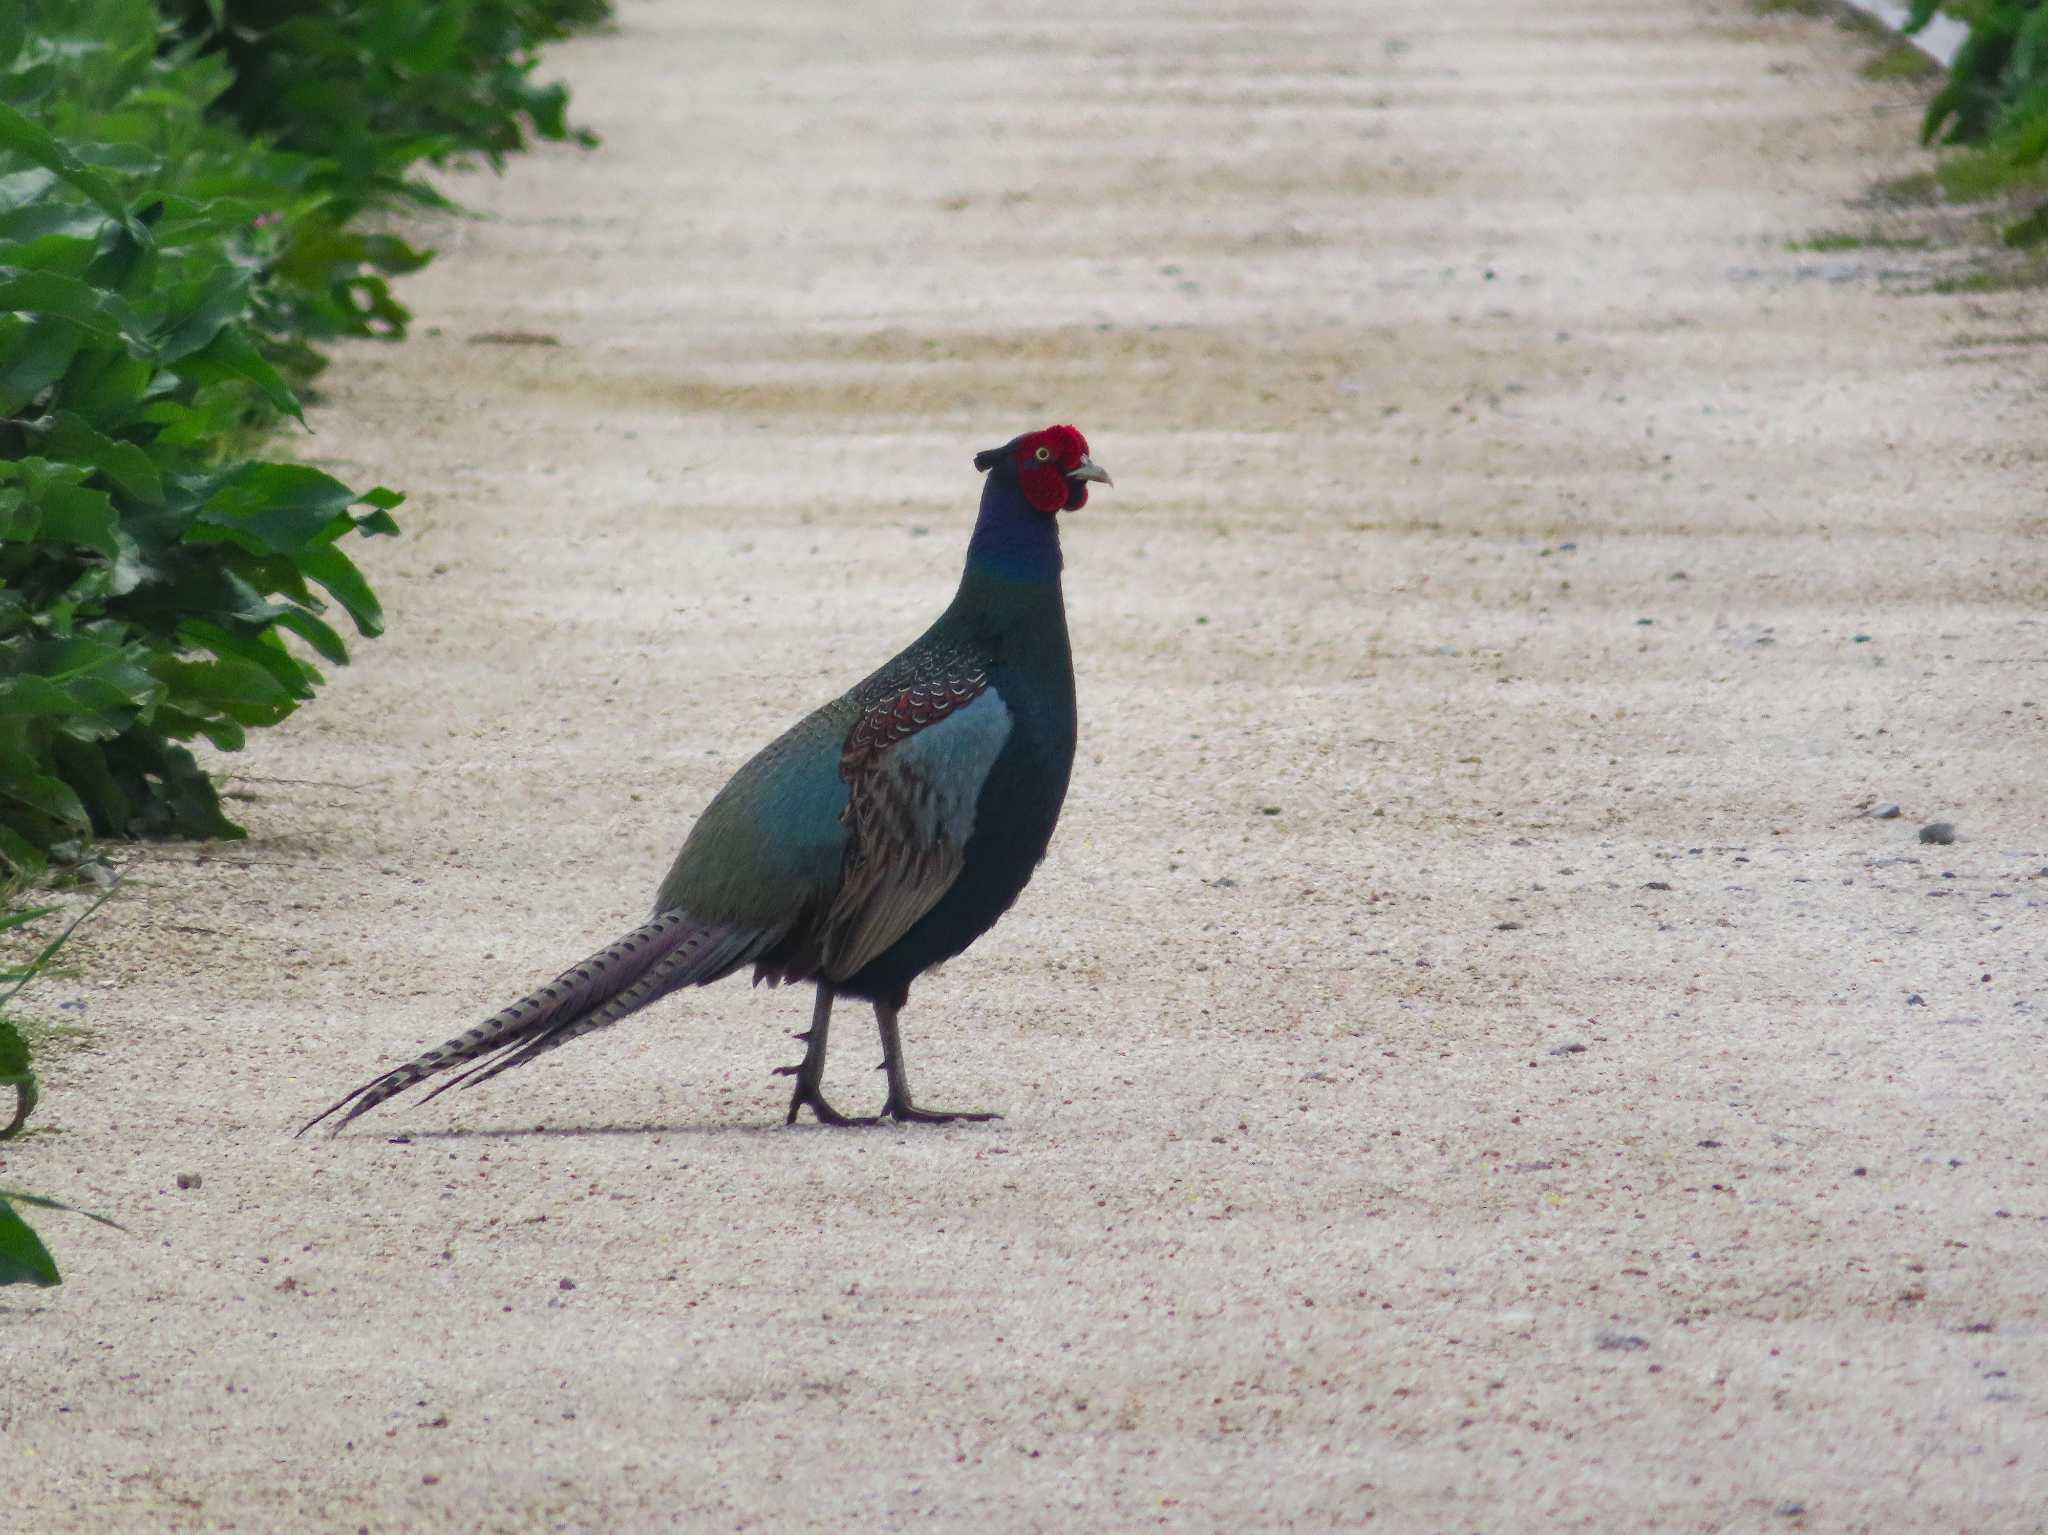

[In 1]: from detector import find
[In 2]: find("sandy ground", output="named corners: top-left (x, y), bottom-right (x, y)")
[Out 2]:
top-left (6, 0), bottom-right (2046, 1529)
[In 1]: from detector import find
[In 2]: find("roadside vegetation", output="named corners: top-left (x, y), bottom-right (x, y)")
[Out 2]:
top-left (1775, 1), bottom-right (2048, 279)
top-left (0, 0), bottom-right (606, 1284)
top-left (1907, 1), bottom-right (2048, 247)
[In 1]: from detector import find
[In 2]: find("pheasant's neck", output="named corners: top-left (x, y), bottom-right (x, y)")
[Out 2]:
top-left (963, 472), bottom-right (1063, 585)
top-left (950, 476), bottom-right (1070, 671)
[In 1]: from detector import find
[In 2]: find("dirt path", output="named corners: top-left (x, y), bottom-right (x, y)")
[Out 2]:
top-left (9, 0), bottom-right (2045, 1529)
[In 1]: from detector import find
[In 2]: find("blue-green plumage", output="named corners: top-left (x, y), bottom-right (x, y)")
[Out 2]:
top-left (305, 425), bottom-right (1107, 1134)
top-left (842, 567), bottom-right (1076, 1008)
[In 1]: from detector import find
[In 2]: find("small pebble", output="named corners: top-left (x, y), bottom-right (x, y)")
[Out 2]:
top-left (1870, 804), bottom-right (1901, 819)
top-left (175, 1172), bottom-right (201, 1190)
top-left (558, 1278), bottom-right (577, 1291)
top-left (1918, 822), bottom-right (1956, 845)
top-left (1906, 994), bottom-right (1925, 1006)
top-left (1597, 1332), bottom-right (1650, 1352)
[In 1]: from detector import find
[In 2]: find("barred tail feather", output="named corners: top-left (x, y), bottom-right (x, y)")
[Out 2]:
top-left (419, 924), bottom-right (769, 1102)
top-left (300, 910), bottom-right (767, 1135)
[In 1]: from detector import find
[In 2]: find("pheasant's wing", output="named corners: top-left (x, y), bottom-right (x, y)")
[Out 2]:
top-left (815, 663), bottom-right (1012, 979)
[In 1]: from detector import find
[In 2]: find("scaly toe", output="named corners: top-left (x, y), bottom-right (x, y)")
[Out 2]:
top-left (886, 1103), bottom-right (1001, 1125)
top-left (787, 1083), bottom-right (879, 1127)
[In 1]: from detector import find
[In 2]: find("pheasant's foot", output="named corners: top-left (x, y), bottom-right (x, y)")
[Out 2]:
top-left (883, 1098), bottom-right (1001, 1126)
top-left (870, 1002), bottom-right (996, 1125)
top-left (778, 987), bottom-right (876, 1126)
top-left (784, 1076), bottom-right (877, 1127)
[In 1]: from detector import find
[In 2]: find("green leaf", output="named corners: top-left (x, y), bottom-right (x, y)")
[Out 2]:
top-left (34, 480), bottom-right (120, 559)
top-left (178, 619), bottom-right (317, 700)
top-left (41, 411), bottom-right (164, 505)
top-left (0, 675), bottom-right (91, 720)
top-left (154, 657), bottom-right (295, 725)
top-left (0, 1187), bottom-right (121, 1228)
top-left (193, 714), bottom-right (244, 751)
top-left (2003, 203), bottom-right (2048, 248)
top-left (153, 267), bottom-right (254, 364)
top-left (295, 543), bottom-right (384, 636)
top-left (0, 101), bottom-right (146, 243)
top-left (0, 201), bottom-right (105, 246)
top-left (0, 1014), bottom-right (34, 1137)
top-left (0, 267), bottom-right (154, 350)
top-left (0, 871), bottom-right (115, 1017)
top-left (271, 605), bottom-right (348, 664)
top-left (0, 904), bottom-right (58, 937)
top-left (0, 1199), bottom-right (60, 1286)
top-left (0, 822), bottom-right (43, 875)
top-left (0, 771), bottom-right (89, 832)
top-left (193, 462), bottom-right (358, 553)
top-left (180, 323), bottom-right (303, 424)
top-left (0, 1181), bottom-right (125, 1287)
top-left (51, 736), bottom-right (130, 829)
top-left (108, 736), bottom-right (244, 840)
top-left (0, 315), bottom-right (85, 416)
top-left (69, 141), bottom-right (160, 178)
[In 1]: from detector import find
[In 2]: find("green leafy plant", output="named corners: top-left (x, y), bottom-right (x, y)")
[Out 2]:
top-left (3, 0), bottom-right (608, 869)
top-left (0, 1189), bottom-right (120, 1286)
top-left (1908, 1), bottom-right (2048, 244)
top-left (169, 0), bottom-right (602, 194)
top-left (1, 2), bottom-right (406, 867)
top-left (0, 879), bottom-right (122, 1287)
top-left (158, 0), bottom-right (606, 354)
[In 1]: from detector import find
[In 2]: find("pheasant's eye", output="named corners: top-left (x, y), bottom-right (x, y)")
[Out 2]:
top-left (1034, 446), bottom-right (1051, 462)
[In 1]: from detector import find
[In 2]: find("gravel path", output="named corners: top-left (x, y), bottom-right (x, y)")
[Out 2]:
top-left (9, 1), bottom-right (2045, 1529)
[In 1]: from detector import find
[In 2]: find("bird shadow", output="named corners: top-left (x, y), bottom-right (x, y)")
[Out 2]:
top-left (318, 1118), bottom-right (910, 1143)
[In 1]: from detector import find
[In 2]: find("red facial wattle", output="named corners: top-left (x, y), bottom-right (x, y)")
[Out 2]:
top-left (971, 424), bottom-right (1111, 516)
top-left (1012, 425), bottom-right (1097, 515)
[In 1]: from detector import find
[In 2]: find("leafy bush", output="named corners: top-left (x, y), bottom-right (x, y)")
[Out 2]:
top-left (1, 0), bottom-right (604, 868)
top-left (169, 0), bottom-right (602, 198)
top-left (0, 881), bottom-right (121, 1287)
top-left (1908, 1), bottom-right (2048, 243)
top-left (0, 10), bottom-right (403, 862)
top-left (163, 0), bottom-right (605, 357)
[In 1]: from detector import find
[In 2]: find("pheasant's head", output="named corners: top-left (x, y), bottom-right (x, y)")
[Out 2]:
top-left (974, 425), bottom-right (1112, 515)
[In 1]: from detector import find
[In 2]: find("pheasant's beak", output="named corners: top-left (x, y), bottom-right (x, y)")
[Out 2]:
top-left (1066, 456), bottom-right (1112, 487)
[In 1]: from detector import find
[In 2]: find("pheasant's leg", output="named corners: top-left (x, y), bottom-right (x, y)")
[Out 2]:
top-left (875, 1002), bottom-right (999, 1124)
top-left (774, 986), bottom-right (873, 1126)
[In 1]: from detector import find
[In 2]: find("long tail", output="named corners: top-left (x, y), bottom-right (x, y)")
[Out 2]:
top-left (300, 910), bottom-right (776, 1135)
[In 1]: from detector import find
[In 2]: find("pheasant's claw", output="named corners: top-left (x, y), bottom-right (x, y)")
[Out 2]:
top-left (884, 1100), bottom-right (1001, 1126)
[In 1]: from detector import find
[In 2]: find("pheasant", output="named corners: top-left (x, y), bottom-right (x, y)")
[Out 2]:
top-left (304, 425), bottom-right (1109, 1132)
